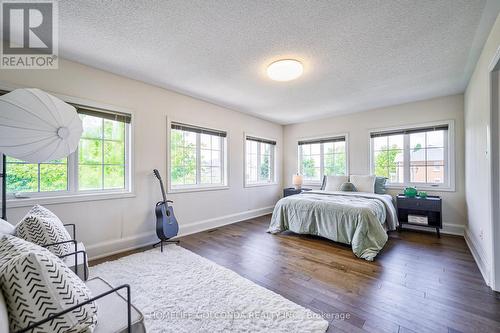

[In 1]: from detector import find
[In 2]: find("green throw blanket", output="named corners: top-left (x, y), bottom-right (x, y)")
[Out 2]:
top-left (268, 191), bottom-right (398, 261)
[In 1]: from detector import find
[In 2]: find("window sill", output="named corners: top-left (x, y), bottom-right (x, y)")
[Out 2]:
top-left (386, 184), bottom-right (456, 192)
top-left (168, 185), bottom-right (230, 194)
top-left (244, 182), bottom-right (278, 188)
top-left (6, 191), bottom-right (136, 208)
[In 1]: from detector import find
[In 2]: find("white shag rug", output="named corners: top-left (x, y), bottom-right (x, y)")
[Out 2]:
top-left (90, 246), bottom-right (329, 333)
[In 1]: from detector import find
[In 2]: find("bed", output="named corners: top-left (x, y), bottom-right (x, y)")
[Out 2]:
top-left (267, 190), bottom-right (398, 261)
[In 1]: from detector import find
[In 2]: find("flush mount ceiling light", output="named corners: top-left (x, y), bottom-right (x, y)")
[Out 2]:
top-left (266, 59), bottom-right (303, 81)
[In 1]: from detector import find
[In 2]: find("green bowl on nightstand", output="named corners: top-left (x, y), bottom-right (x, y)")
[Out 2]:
top-left (404, 187), bottom-right (418, 198)
top-left (418, 191), bottom-right (428, 199)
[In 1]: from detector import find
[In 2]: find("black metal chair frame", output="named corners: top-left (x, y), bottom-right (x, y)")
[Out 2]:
top-left (15, 284), bottom-right (132, 333)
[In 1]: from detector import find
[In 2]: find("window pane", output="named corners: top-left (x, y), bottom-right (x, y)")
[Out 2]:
top-left (410, 132), bottom-right (425, 149)
top-left (310, 143), bottom-right (320, 155)
top-left (79, 165), bottom-right (102, 190)
top-left (427, 130), bottom-right (444, 148)
top-left (389, 135), bottom-right (404, 150)
top-left (373, 137), bottom-right (388, 151)
top-left (410, 165), bottom-right (426, 183)
top-left (301, 144), bottom-right (311, 155)
top-left (211, 167), bottom-right (221, 183)
top-left (201, 149), bottom-right (211, 166)
top-left (390, 163), bottom-right (404, 183)
top-left (6, 163), bottom-right (38, 193)
top-left (426, 148), bottom-right (444, 163)
top-left (324, 142), bottom-right (334, 154)
top-left (410, 146), bottom-right (425, 163)
top-left (201, 167), bottom-right (211, 184)
top-left (79, 139), bottom-right (102, 164)
top-left (40, 164), bottom-right (67, 191)
top-left (81, 115), bottom-right (103, 139)
top-left (259, 155), bottom-right (270, 181)
top-left (427, 166), bottom-right (444, 183)
top-left (201, 134), bottom-right (211, 149)
top-left (211, 136), bottom-right (221, 150)
top-left (211, 151), bottom-right (220, 167)
top-left (184, 131), bottom-right (197, 146)
top-left (103, 120), bottom-right (124, 141)
top-left (104, 165), bottom-right (125, 189)
top-left (104, 141), bottom-right (124, 165)
top-left (324, 154), bottom-right (334, 176)
top-left (334, 141), bottom-right (345, 153)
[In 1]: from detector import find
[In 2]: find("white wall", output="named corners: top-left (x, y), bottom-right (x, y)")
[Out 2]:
top-left (283, 94), bottom-right (466, 235)
top-left (0, 59), bottom-right (283, 259)
top-left (464, 14), bottom-right (500, 289)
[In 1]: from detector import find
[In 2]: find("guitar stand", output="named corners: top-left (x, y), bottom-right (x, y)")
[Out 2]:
top-left (153, 239), bottom-right (180, 252)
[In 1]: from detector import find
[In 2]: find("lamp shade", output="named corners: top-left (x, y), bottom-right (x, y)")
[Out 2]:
top-left (0, 88), bottom-right (83, 163)
top-left (292, 174), bottom-right (303, 189)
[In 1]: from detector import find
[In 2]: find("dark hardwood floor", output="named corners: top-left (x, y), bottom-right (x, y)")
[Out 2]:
top-left (91, 215), bottom-right (500, 333)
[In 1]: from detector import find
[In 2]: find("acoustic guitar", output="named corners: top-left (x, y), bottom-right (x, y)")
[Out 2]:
top-left (153, 169), bottom-right (179, 251)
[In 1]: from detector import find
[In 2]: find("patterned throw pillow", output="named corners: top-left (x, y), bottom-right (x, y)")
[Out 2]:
top-left (0, 234), bottom-right (42, 268)
top-left (0, 235), bottom-right (98, 333)
top-left (15, 205), bottom-right (73, 256)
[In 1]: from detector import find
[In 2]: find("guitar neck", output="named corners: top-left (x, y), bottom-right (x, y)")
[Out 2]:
top-left (159, 180), bottom-right (167, 203)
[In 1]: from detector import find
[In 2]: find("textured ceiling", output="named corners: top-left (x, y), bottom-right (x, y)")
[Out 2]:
top-left (59, 1), bottom-right (498, 124)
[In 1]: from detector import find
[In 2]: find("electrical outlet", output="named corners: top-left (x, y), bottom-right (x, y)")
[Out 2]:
top-left (479, 228), bottom-right (484, 241)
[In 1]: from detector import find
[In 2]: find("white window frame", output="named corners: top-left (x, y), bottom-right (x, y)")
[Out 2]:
top-left (297, 133), bottom-right (349, 186)
top-left (167, 119), bottom-right (229, 193)
top-left (2, 90), bottom-right (135, 207)
top-left (244, 133), bottom-right (277, 187)
top-left (369, 120), bottom-right (455, 191)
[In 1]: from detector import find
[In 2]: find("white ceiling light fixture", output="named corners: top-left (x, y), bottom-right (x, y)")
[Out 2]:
top-left (266, 59), bottom-right (303, 82)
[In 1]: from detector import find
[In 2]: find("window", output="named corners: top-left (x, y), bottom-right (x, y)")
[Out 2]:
top-left (170, 122), bottom-right (227, 190)
top-left (245, 136), bottom-right (276, 186)
top-left (6, 158), bottom-right (68, 193)
top-left (371, 123), bottom-right (452, 189)
top-left (5, 105), bottom-right (131, 197)
top-left (298, 136), bottom-right (347, 184)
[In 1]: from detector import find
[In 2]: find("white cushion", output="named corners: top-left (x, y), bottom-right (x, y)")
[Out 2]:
top-left (0, 290), bottom-right (9, 333)
top-left (324, 175), bottom-right (348, 191)
top-left (0, 218), bottom-right (14, 236)
top-left (0, 235), bottom-right (98, 332)
top-left (15, 204), bottom-right (73, 256)
top-left (349, 175), bottom-right (376, 193)
top-left (87, 277), bottom-right (146, 333)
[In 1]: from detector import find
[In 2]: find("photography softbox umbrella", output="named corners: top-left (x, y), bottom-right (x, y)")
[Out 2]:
top-left (0, 88), bottom-right (83, 219)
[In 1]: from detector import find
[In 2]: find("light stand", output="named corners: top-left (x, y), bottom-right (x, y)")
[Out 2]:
top-left (1, 154), bottom-right (6, 220)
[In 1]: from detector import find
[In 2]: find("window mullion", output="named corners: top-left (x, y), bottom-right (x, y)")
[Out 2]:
top-left (196, 133), bottom-right (201, 185)
top-left (404, 134), bottom-right (410, 185)
top-left (257, 143), bottom-right (261, 182)
top-left (319, 143), bottom-right (324, 181)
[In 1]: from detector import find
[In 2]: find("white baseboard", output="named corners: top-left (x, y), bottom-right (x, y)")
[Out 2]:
top-left (400, 222), bottom-right (465, 236)
top-left (464, 228), bottom-right (491, 286)
top-left (86, 206), bottom-right (274, 260)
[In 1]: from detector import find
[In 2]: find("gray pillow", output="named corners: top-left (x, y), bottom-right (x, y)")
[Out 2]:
top-left (374, 177), bottom-right (388, 194)
top-left (340, 182), bottom-right (357, 192)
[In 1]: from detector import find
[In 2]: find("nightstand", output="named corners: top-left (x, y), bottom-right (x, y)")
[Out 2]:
top-left (283, 187), bottom-right (312, 197)
top-left (396, 195), bottom-right (442, 237)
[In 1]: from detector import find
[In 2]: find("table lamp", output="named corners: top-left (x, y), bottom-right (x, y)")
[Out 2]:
top-left (292, 174), bottom-right (303, 190)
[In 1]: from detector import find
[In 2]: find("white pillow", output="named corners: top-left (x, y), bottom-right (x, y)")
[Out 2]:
top-left (349, 175), bottom-right (376, 193)
top-left (324, 176), bottom-right (349, 191)
top-left (0, 218), bottom-right (14, 236)
top-left (15, 205), bottom-right (73, 256)
top-left (0, 235), bottom-right (97, 332)
top-left (0, 290), bottom-right (9, 333)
